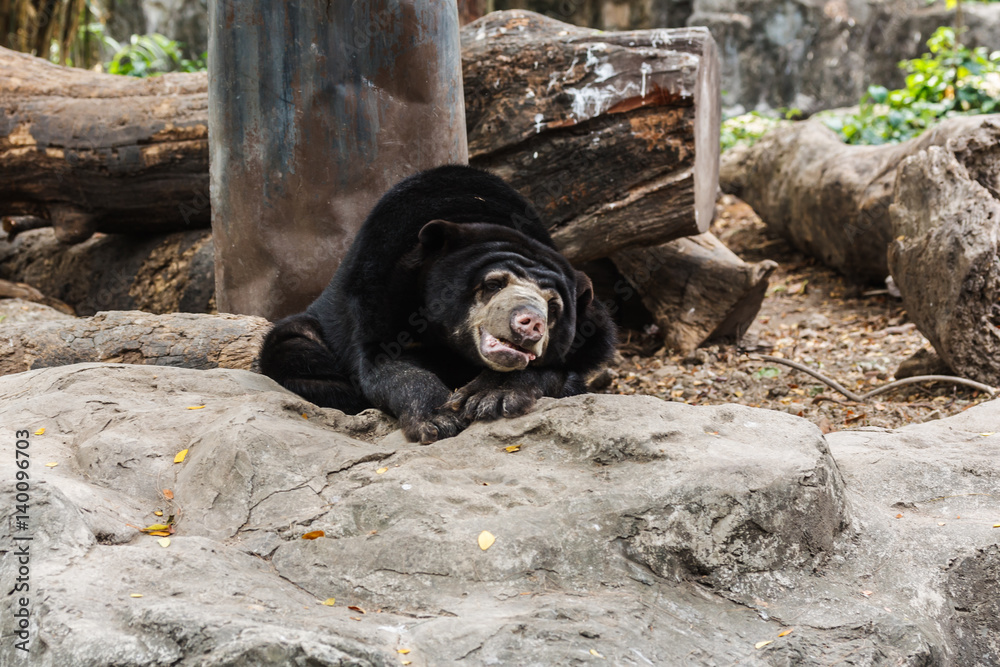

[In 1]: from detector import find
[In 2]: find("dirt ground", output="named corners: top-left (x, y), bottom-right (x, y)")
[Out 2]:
top-left (603, 195), bottom-right (995, 433)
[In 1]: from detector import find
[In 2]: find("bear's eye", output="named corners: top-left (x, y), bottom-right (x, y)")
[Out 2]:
top-left (547, 300), bottom-right (560, 321)
top-left (482, 279), bottom-right (504, 295)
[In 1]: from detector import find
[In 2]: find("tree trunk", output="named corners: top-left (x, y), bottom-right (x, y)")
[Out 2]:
top-left (463, 10), bottom-right (720, 264)
top-left (0, 46), bottom-right (209, 244)
top-left (0, 310), bottom-right (269, 377)
top-left (611, 232), bottom-right (777, 353)
top-left (0, 229), bottom-right (215, 316)
top-left (887, 118), bottom-right (1000, 385)
top-left (720, 115), bottom-right (995, 283)
top-left (209, 0), bottom-right (468, 320)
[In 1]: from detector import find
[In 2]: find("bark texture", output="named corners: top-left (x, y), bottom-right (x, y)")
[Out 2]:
top-left (0, 229), bottom-right (214, 316)
top-left (720, 115), bottom-right (995, 282)
top-left (612, 233), bottom-right (777, 353)
top-left (0, 45), bottom-right (209, 244)
top-left (887, 118), bottom-right (1000, 384)
top-left (0, 310), bottom-right (269, 377)
top-left (464, 10), bottom-right (720, 264)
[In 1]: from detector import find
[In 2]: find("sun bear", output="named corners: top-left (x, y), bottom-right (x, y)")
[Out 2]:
top-left (259, 165), bottom-right (616, 443)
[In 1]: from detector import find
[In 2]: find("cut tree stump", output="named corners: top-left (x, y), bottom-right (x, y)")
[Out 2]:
top-left (0, 229), bottom-right (214, 316)
top-left (887, 118), bottom-right (1000, 385)
top-left (0, 45), bottom-right (209, 244)
top-left (611, 232), bottom-right (777, 353)
top-left (720, 115), bottom-right (995, 282)
top-left (0, 310), bottom-right (269, 377)
top-left (463, 10), bottom-right (720, 263)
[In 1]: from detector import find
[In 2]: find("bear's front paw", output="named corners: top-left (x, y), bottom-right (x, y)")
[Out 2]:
top-left (444, 378), bottom-right (541, 422)
top-left (400, 410), bottom-right (468, 445)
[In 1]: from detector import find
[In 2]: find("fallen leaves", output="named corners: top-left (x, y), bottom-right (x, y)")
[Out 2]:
top-left (34, 427), bottom-right (45, 435)
top-left (157, 537), bottom-right (171, 548)
top-left (44, 462), bottom-right (58, 467)
top-left (376, 467), bottom-right (389, 474)
top-left (755, 640), bottom-right (773, 649)
top-left (301, 530), bottom-right (325, 540)
top-left (589, 648), bottom-right (605, 658)
top-left (321, 598), bottom-right (336, 606)
top-left (163, 489), bottom-right (174, 500)
top-left (778, 628), bottom-right (793, 637)
top-left (607, 196), bottom-right (993, 431)
top-left (173, 449), bottom-right (188, 464)
top-left (186, 405), bottom-right (205, 410)
top-left (504, 444), bottom-right (521, 453)
top-left (478, 530), bottom-right (496, 550)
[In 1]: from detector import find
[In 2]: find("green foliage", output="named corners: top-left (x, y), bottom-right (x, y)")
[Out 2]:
top-left (103, 33), bottom-right (206, 77)
top-left (753, 366), bottom-right (781, 380)
top-left (822, 27), bottom-right (1000, 145)
top-left (720, 112), bottom-right (783, 152)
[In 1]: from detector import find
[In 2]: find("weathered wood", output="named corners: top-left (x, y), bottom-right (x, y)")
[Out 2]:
top-left (611, 232), bottom-right (777, 353)
top-left (720, 115), bottom-right (996, 282)
top-left (0, 229), bottom-right (214, 316)
top-left (464, 10), bottom-right (719, 263)
top-left (210, 0), bottom-right (468, 320)
top-left (0, 310), bottom-right (269, 377)
top-left (0, 45), bottom-right (209, 243)
top-left (887, 119), bottom-right (1000, 384)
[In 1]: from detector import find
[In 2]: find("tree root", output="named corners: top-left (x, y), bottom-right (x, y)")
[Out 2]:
top-left (756, 355), bottom-right (998, 402)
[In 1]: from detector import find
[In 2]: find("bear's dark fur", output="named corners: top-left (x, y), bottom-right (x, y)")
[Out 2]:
top-left (259, 165), bottom-right (616, 443)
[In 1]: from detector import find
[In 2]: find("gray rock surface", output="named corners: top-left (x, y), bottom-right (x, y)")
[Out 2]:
top-left (0, 299), bottom-right (74, 325)
top-left (1, 363), bottom-right (998, 665)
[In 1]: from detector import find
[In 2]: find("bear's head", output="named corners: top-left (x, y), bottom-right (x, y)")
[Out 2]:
top-left (417, 220), bottom-right (592, 371)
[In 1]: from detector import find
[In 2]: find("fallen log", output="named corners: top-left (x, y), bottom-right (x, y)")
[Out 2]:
top-left (887, 119), bottom-right (1000, 385)
top-left (611, 232), bottom-right (777, 353)
top-left (3, 12), bottom-right (720, 264)
top-left (0, 45), bottom-right (209, 243)
top-left (463, 10), bottom-right (720, 263)
top-left (0, 310), bottom-right (269, 377)
top-left (0, 228), bottom-right (214, 315)
top-left (720, 115), bottom-right (996, 282)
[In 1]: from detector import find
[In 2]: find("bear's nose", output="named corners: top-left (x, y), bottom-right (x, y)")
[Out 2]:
top-left (510, 306), bottom-right (545, 344)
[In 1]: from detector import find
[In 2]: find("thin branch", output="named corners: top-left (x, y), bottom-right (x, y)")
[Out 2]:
top-left (756, 355), bottom-right (997, 402)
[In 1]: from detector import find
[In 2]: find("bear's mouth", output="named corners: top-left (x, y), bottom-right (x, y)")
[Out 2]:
top-left (479, 328), bottom-right (536, 370)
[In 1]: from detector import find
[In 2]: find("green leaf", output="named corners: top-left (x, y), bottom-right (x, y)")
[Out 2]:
top-left (754, 367), bottom-right (781, 380)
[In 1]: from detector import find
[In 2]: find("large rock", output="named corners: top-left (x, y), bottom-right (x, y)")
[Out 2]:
top-left (1, 363), bottom-right (999, 664)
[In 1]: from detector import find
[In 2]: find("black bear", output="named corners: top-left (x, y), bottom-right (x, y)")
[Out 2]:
top-left (259, 165), bottom-right (616, 443)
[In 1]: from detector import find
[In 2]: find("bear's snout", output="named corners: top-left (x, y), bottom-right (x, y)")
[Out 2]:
top-left (510, 305), bottom-right (546, 344)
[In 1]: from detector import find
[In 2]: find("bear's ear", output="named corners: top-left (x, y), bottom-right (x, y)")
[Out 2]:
top-left (575, 271), bottom-right (594, 310)
top-left (418, 219), bottom-right (462, 251)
